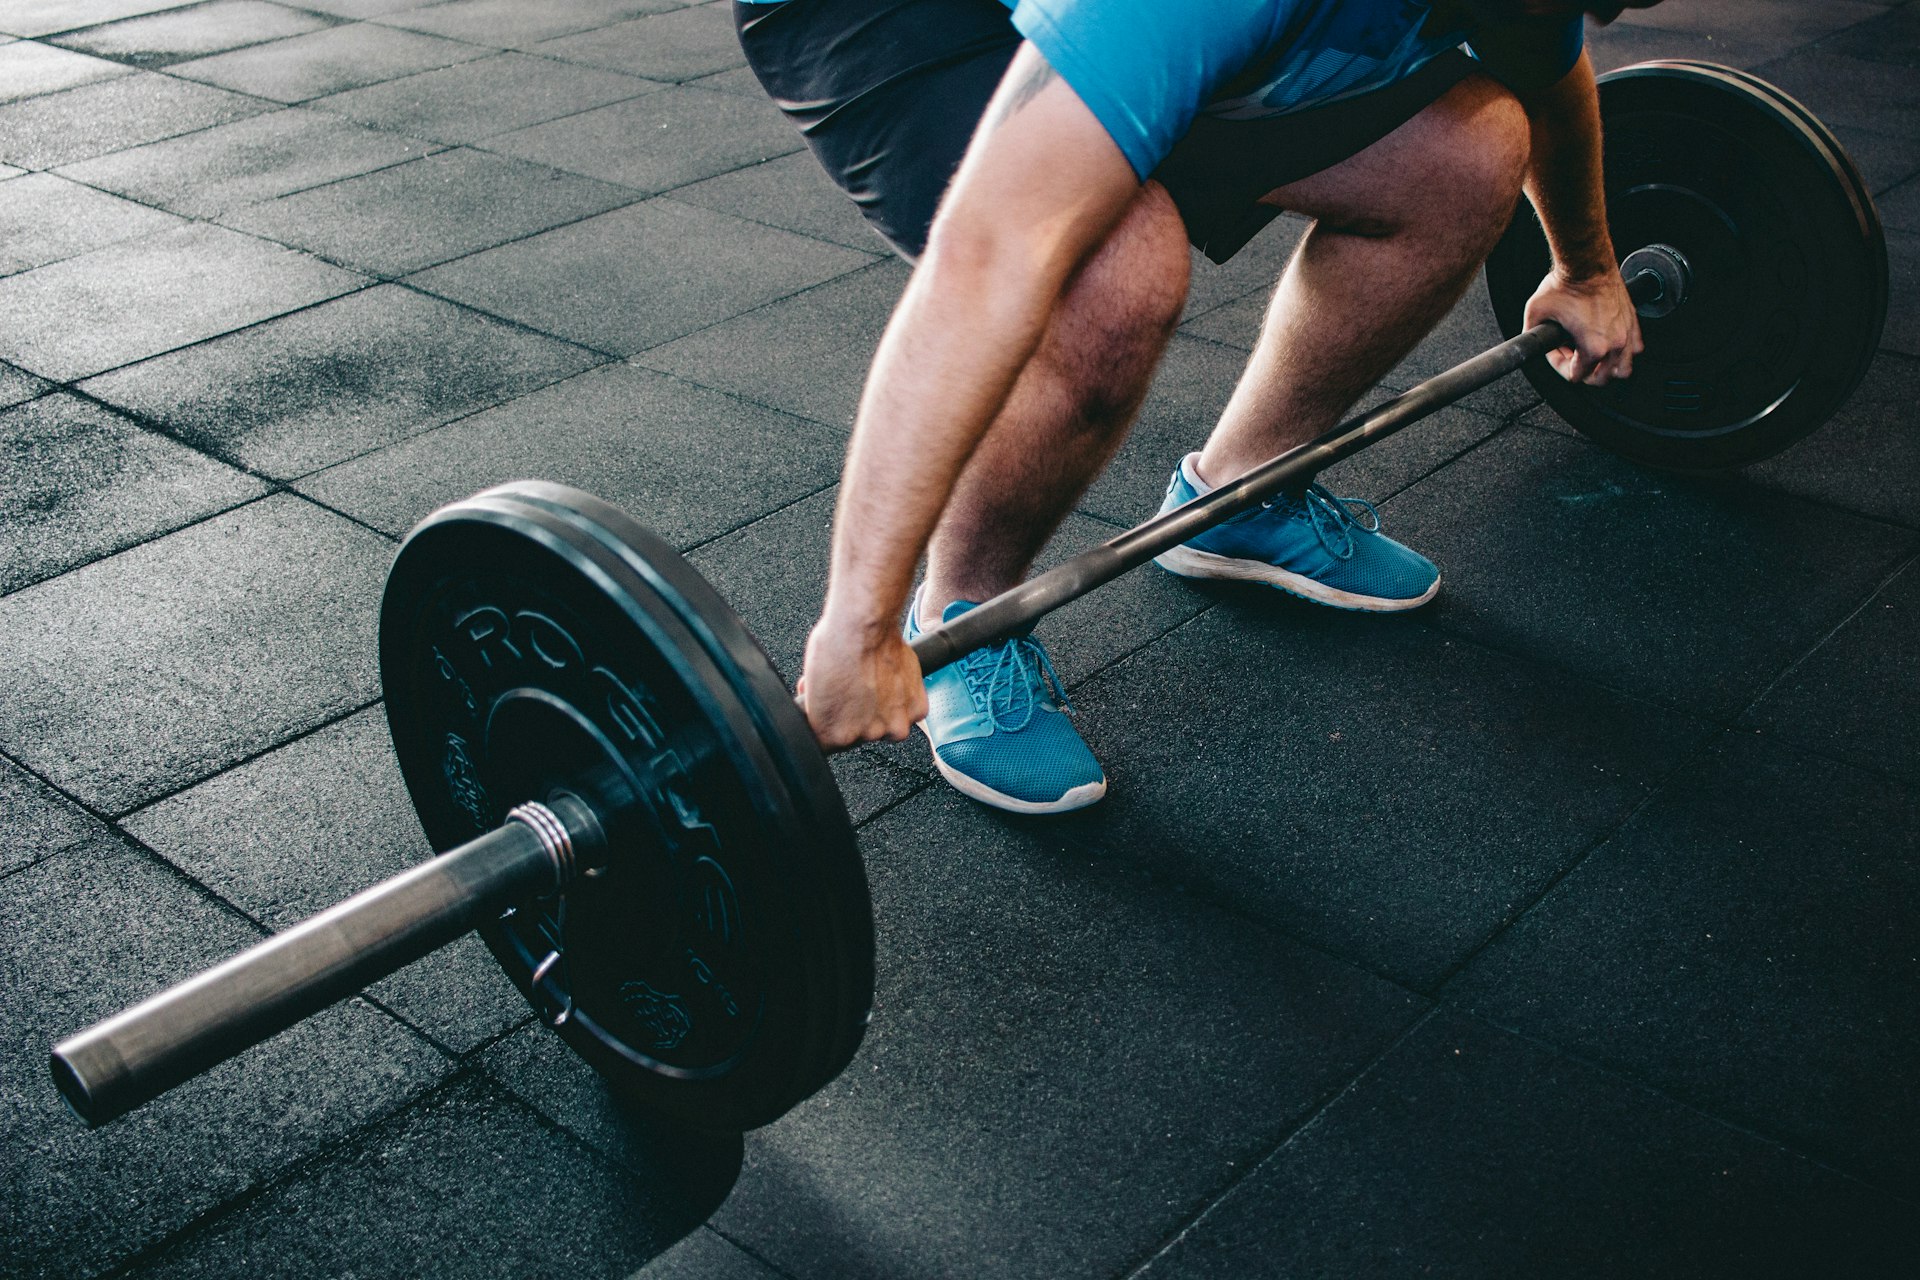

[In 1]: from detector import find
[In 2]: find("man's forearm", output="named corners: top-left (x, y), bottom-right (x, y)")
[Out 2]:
top-left (818, 49), bottom-right (1141, 640)
top-left (821, 230), bottom-right (1084, 639)
top-left (1518, 51), bottom-right (1618, 280)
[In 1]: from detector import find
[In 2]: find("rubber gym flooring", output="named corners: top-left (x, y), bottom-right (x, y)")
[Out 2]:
top-left (1, 1), bottom-right (1916, 1276)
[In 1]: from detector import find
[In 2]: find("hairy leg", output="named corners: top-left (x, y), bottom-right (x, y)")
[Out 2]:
top-left (919, 179), bottom-right (1189, 615)
top-left (1196, 75), bottom-right (1532, 485)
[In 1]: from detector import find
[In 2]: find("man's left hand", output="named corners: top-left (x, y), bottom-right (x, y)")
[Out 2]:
top-left (1523, 268), bottom-right (1644, 386)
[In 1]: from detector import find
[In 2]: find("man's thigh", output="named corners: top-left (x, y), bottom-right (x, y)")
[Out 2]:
top-left (1154, 51), bottom-right (1482, 263)
top-left (1261, 70), bottom-right (1530, 234)
top-left (734, 0), bottom-right (1021, 259)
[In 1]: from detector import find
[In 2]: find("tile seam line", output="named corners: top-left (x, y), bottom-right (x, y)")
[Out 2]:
top-left (386, 212), bottom-right (879, 358)
top-left (609, 229), bottom-right (890, 354)
top-left (680, 478), bottom-right (843, 555)
top-left (0, 488), bottom-right (282, 604)
top-left (109, 693), bottom-right (387, 820)
top-left (1421, 725), bottom-right (1721, 996)
top-left (50, 132), bottom-right (459, 224)
top-left (703, 1224), bottom-right (808, 1280)
top-left (201, 174), bottom-right (656, 283)
top-left (1114, 1005), bottom-right (1443, 1280)
top-left (1734, 543), bottom-right (1920, 718)
top-left (87, 1067), bottom-right (485, 1280)
top-left (1438, 1004), bottom-right (1920, 1209)
top-left (57, 373), bottom-right (351, 485)
top-left (18, 272), bottom-right (384, 405)
top-left (0, 71), bottom-right (295, 171)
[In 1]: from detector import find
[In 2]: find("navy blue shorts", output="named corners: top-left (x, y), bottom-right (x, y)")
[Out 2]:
top-left (734, 0), bottom-right (1476, 262)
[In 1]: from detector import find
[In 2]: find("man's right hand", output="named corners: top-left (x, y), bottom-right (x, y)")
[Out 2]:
top-left (799, 618), bottom-right (928, 751)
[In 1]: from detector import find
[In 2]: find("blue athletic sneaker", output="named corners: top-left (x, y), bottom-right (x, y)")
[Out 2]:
top-left (906, 593), bottom-right (1106, 814)
top-left (1152, 453), bottom-right (1440, 611)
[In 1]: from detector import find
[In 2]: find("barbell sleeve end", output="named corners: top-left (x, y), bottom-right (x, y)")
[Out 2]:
top-left (49, 799), bottom-right (600, 1127)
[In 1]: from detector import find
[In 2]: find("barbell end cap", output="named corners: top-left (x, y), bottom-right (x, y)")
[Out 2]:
top-left (1621, 243), bottom-right (1692, 320)
top-left (49, 1042), bottom-right (114, 1128)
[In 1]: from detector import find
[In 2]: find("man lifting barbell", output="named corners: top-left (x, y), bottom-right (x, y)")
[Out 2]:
top-left (51, 54), bottom-right (1888, 1131)
top-left (735, 0), bottom-right (1664, 813)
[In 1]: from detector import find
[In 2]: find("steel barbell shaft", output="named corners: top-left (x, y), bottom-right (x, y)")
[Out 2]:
top-left (910, 267), bottom-right (1662, 674)
top-left (50, 798), bottom-right (599, 1127)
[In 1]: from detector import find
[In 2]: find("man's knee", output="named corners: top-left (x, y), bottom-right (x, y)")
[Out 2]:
top-left (1410, 77), bottom-right (1531, 241)
top-left (1316, 76), bottom-right (1530, 243)
top-left (1059, 181), bottom-right (1191, 357)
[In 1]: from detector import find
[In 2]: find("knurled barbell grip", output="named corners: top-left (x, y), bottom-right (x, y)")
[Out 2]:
top-left (50, 797), bottom-right (601, 1127)
top-left (909, 267), bottom-right (1663, 674)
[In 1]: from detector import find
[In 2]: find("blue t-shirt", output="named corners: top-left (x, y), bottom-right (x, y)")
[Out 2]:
top-left (1008, 0), bottom-right (1582, 178)
top-left (738, 0), bottom-right (1583, 182)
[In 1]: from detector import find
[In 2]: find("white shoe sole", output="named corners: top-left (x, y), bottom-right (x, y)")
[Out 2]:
top-left (918, 724), bottom-right (1107, 815)
top-left (1154, 544), bottom-right (1439, 613)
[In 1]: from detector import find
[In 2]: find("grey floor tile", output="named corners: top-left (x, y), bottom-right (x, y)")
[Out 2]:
top-left (476, 1024), bottom-right (746, 1200)
top-left (0, 222), bottom-right (364, 380)
top-left (1587, 21), bottom-right (1785, 73)
top-left (669, 151), bottom-right (888, 253)
top-left (1181, 215), bottom-right (1306, 321)
top-left (80, 283), bottom-right (604, 478)
top-left (828, 750), bottom-right (928, 826)
top-left (708, 788), bottom-right (1423, 1280)
top-left (2, 0), bottom-right (197, 39)
top-left (169, 20), bottom-right (485, 103)
top-left (55, 105), bottom-right (437, 218)
top-left (0, 393), bottom-right (267, 595)
top-left (1053, 600), bottom-right (1707, 987)
top-left (0, 361), bottom-right (50, 408)
top-left (1177, 289), bottom-right (1266, 349)
top-left (122, 706), bottom-right (529, 1051)
top-left (375, 0), bottom-right (685, 48)
top-left (1, 833), bottom-right (448, 1280)
top-left (1887, 229), bottom-right (1918, 358)
top-left (406, 199), bottom-right (874, 355)
top-left (1881, 170), bottom-right (1920, 232)
top-left (480, 84), bottom-right (797, 194)
top-left (691, 63), bottom-right (770, 98)
top-left (1446, 732), bottom-right (1919, 1196)
top-left (0, 495), bottom-right (391, 813)
top-left (51, 0), bottom-right (335, 68)
top-left (0, 70), bottom-right (266, 169)
top-left (532, 5), bottom-right (743, 81)
top-left (1614, 0), bottom-right (1886, 48)
top-left (296, 0), bottom-right (421, 16)
top-left (1754, 51), bottom-right (1920, 139)
top-left (297, 361), bottom-right (844, 544)
top-left (0, 171), bottom-right (182, 276)
top-left (1830, 121), bottom-right (1920, 195)
top-left (219, 146), bottom-right (636, 276)
top-left (686, 488), bottom-right (1213, 692)
top-left (1137, 1010), bottom-right (1913, 1280)
top-left (633, 259), bottom-right (905, 428)
top-left (1804, 0), bottom-right (1920, 66)
top-left (1747, 352), bottom-right (1920, 528)
top-left (1385, 426), bottom-right (1917, 719)
top-left (1079, 333), bottom-right (1506, 529)
top-left (629, 1229), bottom-right (785, 1280)
top-left (0, 756), bottom-right (102, 878)
top-left (1744, 556), bottom-right (1920, 779)
top-left (128, 1077), bottom-right (690, 1279)
top-left (1381, 274), bottom-right (1545, 418)
top-left (0, 38), bottom-right (131, 100)
top-left (309, 49), bottom-right (660, 144)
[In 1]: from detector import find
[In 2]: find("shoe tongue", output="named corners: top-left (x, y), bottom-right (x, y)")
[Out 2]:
top-left (939, 599), bottom-right (978, 624)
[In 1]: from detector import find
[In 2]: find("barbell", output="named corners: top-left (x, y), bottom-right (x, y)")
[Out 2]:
top-left (50, 63), bottom-right (1887, 1132)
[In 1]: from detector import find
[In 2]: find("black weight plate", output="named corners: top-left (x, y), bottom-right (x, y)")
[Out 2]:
top-left (380, 481), bottom-right (874, 1130)
top-left (1486, 61), bottom-right (1887, 470)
